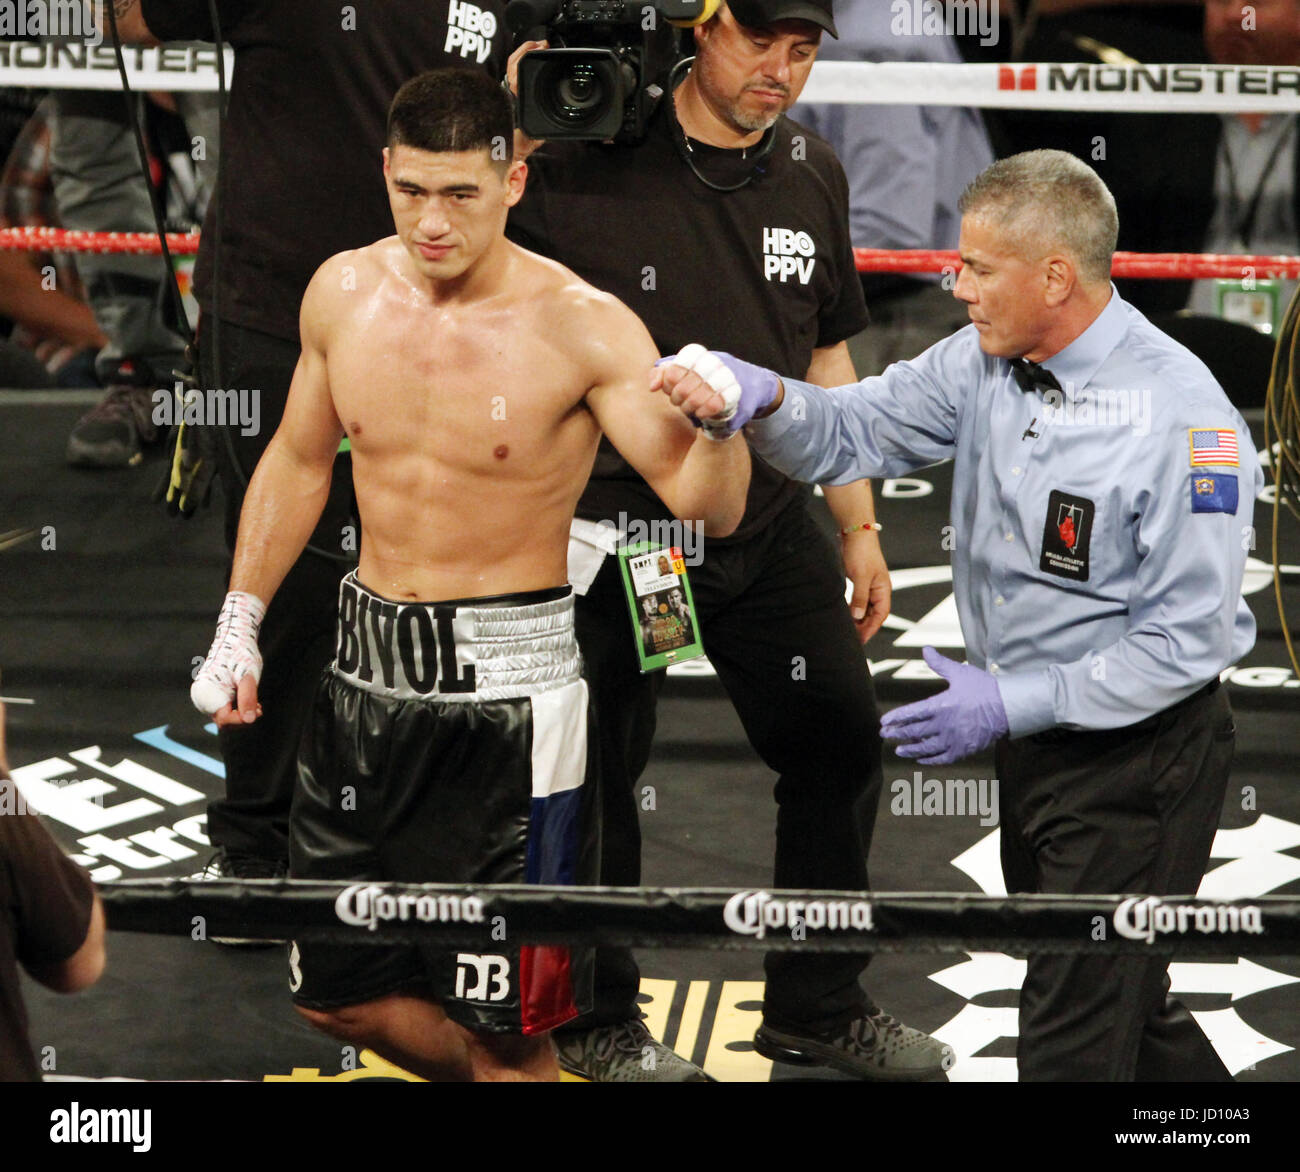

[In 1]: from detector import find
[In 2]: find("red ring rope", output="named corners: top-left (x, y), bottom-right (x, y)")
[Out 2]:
top-left (0, 226), bottom-right (200, 255)
top-left (855, 247), bottom-right (1300, 280)
top-left (2, 227), bottom-right (1298, 280)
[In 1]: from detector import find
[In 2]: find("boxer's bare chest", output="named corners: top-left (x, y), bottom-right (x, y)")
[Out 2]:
top-left (325, 287), bottom-right (594, 479)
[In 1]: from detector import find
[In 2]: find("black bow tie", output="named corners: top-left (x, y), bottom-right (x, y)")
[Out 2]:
top-left (1009, 357), bottom-right (1062, 394)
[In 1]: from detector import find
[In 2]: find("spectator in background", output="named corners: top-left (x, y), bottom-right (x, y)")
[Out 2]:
top-left (1021, 0), bottom-right (1205, 65)
top-left (0, 694), bottom-right (107, 1082)
top-left (51, 87), bottom-right (214, 467)
top-left (0, 84), bottom-right (44, 166)
top-left (1105, 0), bottom-right (1300, 321)
top-left (793, 0), bottom-right (995, 373)
top-left (0, 97), bottom-right (106, 388)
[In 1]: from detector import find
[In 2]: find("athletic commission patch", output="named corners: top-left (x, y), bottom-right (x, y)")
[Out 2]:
top-left (1191, 472), bottom-right (1238, 514)
top-left (1188, 427), bottom-right (1239, 466)
top-left (1039, 489), bottom-right (1094, 581)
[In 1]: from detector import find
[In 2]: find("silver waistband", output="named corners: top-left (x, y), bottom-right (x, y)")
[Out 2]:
top-left (332, 573), bottom-right (581, 702)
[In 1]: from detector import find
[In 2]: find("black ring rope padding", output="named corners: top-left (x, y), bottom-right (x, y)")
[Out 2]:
top-left (97, 881), bottom-right (1300, 957)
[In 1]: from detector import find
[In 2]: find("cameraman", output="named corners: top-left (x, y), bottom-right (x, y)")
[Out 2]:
top-left (508, 0), bottom-right (954, 1082)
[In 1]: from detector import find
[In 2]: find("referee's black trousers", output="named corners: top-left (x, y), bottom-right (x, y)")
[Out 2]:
top-left (997, 681), bottom-right (1236, 1081)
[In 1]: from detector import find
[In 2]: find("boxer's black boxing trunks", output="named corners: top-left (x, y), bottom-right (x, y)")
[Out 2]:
top-left (288, 572), bottom-right (596, 1035)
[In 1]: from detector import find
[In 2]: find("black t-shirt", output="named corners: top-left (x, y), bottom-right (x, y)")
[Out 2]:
top-left (142, 0), bottom-right (508, 342)
top-left (0, 783), bottom-right (95, 1082)
top-left (508, 102), bottom-right (868, 541)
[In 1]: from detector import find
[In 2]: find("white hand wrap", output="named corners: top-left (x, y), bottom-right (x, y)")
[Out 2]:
top-left (670, 342), bottom-right (742, 436)
top-left (190, 591), bottom-right (266, 715)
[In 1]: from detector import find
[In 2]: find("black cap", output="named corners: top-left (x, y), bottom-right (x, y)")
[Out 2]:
top-left (726, 0), bottom-right (837, 38)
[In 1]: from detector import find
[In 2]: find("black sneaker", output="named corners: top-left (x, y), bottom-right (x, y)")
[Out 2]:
top-left (197, 849), bottom-right (289, 947)
top-left (755, 1010), bottom-right (956, 1081)
top-left (554, 1019), bottom-right (714, 1082)
top-left (66, 377), bottom-right (162, 468)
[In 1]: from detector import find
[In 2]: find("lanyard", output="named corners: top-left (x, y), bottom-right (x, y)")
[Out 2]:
top-left (666, 57), bottom-right (778, 193)
top-left (1221, 118), bottom-right (1293, 251)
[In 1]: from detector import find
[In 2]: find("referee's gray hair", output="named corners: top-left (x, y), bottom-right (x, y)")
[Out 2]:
top-left (958, 150), bottom-right (1118, 284)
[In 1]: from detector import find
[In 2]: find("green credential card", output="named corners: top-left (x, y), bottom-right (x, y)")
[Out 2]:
top-left (617, 541), bottom-right (705, 673)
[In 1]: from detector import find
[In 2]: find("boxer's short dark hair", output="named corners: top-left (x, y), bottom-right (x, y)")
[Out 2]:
top-left (387, 68), bottom-right (513, 166)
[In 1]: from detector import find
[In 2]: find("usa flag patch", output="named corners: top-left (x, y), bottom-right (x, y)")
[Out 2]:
top-left (1188, 427), bottom-right (1239, 466)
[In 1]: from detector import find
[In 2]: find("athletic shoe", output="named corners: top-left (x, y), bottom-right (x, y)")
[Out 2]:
top-left (66, 378), bottom-right (161, 468)
top-left (197, 848), bottom-right (289, 947)
top-left (554, 1018), bottom-right (714, 1082)
top-left (754, 1010), bottom-right (955, 1081)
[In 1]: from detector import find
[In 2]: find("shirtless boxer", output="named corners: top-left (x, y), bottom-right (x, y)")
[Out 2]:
top-left (189, 69), bottom-right (750, 1082)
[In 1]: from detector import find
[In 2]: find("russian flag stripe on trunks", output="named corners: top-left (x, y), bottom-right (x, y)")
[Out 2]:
top-left (521, 680), bottom-right (591, 1032)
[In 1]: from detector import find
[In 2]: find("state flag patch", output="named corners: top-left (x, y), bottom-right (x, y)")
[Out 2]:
top-left (1189, 427), bottom-right (1239, 466)
top-left (1190, 472), bottom-right (1238, 514)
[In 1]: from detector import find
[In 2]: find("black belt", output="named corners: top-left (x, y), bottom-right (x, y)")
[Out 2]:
top-left (1024, 678), bottom-right (1221, 747)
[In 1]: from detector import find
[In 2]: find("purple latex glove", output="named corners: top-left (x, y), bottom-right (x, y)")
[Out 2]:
top-left (880, 646), bottom-right (1010, 764)
top-left (655, 344), bottom-right (781, 437)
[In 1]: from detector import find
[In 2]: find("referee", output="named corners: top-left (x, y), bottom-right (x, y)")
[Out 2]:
top-left (657, 149), bottom-right (1261, 1081)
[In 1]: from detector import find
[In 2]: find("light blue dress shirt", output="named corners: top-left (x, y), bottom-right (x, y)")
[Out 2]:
top-left (747, 290), bottom-right (1261, 736)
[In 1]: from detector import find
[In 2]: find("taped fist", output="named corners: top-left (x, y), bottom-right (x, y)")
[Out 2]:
top-left (191, 591), bottom-right (266, 725)
top-left (651, 343), bottom-right (781, 438)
